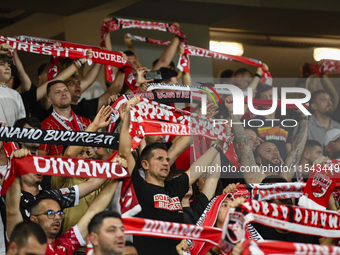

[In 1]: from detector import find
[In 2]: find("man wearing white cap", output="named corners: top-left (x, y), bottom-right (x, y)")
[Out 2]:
top-left (324, 129), bottom-right (340, 158)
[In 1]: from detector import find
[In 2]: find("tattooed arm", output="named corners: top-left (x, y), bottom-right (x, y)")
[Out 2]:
top-left (282, 118), bottom-right (308, 182)
top-left (224, 95), bottom-right (264, 183)
top-left (231, 113), bottom-right (264, 183)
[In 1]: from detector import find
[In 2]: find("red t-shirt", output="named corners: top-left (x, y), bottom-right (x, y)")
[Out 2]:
top-left (39, 113), bottom-right (91, 155)
top-left (46, 225), bottom-right (85, 255)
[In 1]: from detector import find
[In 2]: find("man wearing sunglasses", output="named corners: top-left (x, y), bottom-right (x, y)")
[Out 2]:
top-left (6, 148), bottom-right (126, 255)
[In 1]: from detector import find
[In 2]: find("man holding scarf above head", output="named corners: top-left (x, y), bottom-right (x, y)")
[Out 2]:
top-left (38, 80), bottom-right (107, 158)
top-left (38, 80), bottom-right (108, 188)
top-left (119, 96), bottom-right (227, 255)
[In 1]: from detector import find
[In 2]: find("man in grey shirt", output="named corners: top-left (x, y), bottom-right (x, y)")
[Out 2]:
top-left (290, 90), bottom-right (340, 150)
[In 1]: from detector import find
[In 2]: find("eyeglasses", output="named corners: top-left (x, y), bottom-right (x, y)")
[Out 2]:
top-left (34, 210), bottom-right (64, 219)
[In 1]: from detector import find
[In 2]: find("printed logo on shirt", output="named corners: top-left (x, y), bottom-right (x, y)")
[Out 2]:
top-left (60, 188), bottom-right (70, 194)
top-left (153, 194), bottom-right (183, 211)
top-left (312, 172), bottom-right (332, 198)
top-left (257, 126), bottom-right (288, 141)
top-left (57, 245), bottom-right (66, 252)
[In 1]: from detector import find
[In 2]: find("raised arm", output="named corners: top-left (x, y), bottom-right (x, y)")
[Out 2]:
top-left (282, 116), bottom-right (309, 182)
top-left (80, 63), bottom-right (102, 93)
top-left (97, 69), bottom-right (129, 111)
top-left (118, 96), bottom-right (141, 174)
top-left (63, 105), bottom-right (112, 158)
top-left (77, 178), bottom-right (107, 199)
top-left (186, 139), bottom-right (223, 186)
top-left (248, 63), bottom-right (268, 90)
top-left (124, 34), bottom-right (143, 68)
top-left (6, 177), bottom-right (23, 238)
top-left (36, 58), bottom-right (87, 101)
top-left (201, 153), bottom-right (221, 200)
top-left (321, 73), bottom-right (339, 109)
top-left (168, 136), bottom-right (190, 166)
top-left (152, 27), bottom-right (180, 71)
top-left (76, 156), bottom-right (126, 240)
top-left (225, 96), bottom-right (263, 183)
top-left (13, 50), bottom-right (31, 92)
top-left (182, 71), bottom-right (191, 86)
top-left (6, 149), bottom-right (32, 237)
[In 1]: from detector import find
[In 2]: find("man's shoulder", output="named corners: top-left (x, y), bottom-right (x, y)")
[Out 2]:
top-left (78, 97), bottom-right (98, 104)
top-left (0, 86), bottom-right (21, 98)
top-left (331, 118), bottom-right (340, 128)
top-left (41, 114), bottom-right (58, 127)
top-left (165, 172), bottom-right (189, 186)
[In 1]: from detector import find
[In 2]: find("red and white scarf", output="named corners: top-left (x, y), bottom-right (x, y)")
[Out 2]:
top-left (129, 98), bottom-right (241, 168)
top-left (1, 155), bottom-right (128, 195)
top-left (302, 59), bottom-right (340, 77)
top-left (123, 33), bottom-right (272, 84)
top-left (129, 98), bottom-right (228, 141)
top-left (52, 109), bottom-right (84, 132)
top-left (185, 45), bottom-right (272, 85)
top-left (228, 182), bottom-right (340, 202)
top-left (147, 83), bottom-right (308, 110)
top-left (17, 35), bottom-right (129, 83)
top-left (124, 33), bottom-right (190, 73)
top-left (15, 35), bottom-right (129, 68)
top-left (123, 217), bottom-right (221, 245)
top-left (100, 18), bottom-right (187, 47)
top-left (241, 240), bottom-right (340, 255)
top-left (227, 183), bottom-right (305, 201)
top-left (101, 18), bottom-right (187, 89)
top-left (106, 91), bottom-right (191, 134)
top-left (188, 194), bottom-right (227, 255)
top-left (4, 35), bottom-right (129, 84)
top-left (223, 199), bottom-right (340, 246)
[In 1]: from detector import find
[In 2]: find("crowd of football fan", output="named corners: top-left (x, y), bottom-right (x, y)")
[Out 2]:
top-left (1, 17), bottom-right (340, 255)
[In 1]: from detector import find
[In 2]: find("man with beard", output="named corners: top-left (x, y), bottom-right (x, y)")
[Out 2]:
top-left (225, 98), bottom-right (309, 183)
top-left (245, 85), bottom-right (291, 161)
top-left (291, 90), bottom-right (340, 150)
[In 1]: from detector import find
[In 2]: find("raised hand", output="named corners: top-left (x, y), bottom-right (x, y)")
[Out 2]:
top-left (223, 182), bottom-right (240, 194)
top-left (92, 105), bottom-right (113, 129)
top-left (136, 67), bottom-right (153, 85)
top-left (10, 148), bottom-right (31, 160)
top-left (111, 155), bottom-right (128, 168)
top-left (206, 102), bottom-right (219, 119)
top-left (108, 94), bottom-right (120, 105)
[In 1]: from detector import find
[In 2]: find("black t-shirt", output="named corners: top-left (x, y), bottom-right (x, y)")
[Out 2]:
top-left (183, 193), bottom-right (209, 224)
top-left (220, 153), bottom-right (246, 188)
top-left (252, 222), bottom-right (320, 244)
top-left (71, 98), bottom-right (98, 121)
top-left (20, 84), bottom-right (52, 122)
top-left (20, 186), bottom-right (78, 220)
top-left (132, 161), bottom-right (189, 255)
